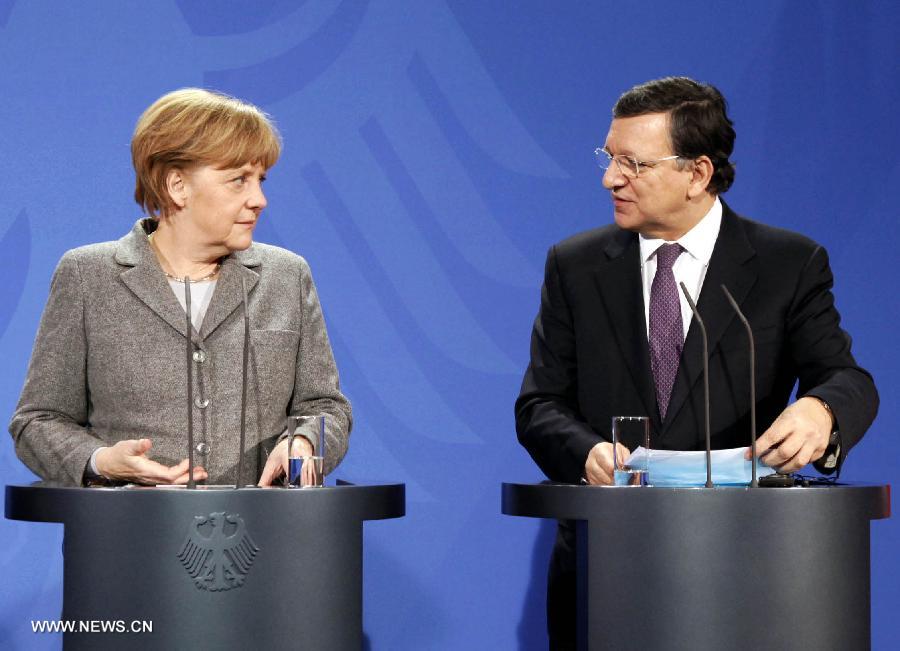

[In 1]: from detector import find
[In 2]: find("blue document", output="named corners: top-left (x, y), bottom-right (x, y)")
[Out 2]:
top-left (626, 447), bottom-right (776, 486)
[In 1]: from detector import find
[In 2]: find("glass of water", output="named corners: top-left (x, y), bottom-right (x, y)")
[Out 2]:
top-left (286, 415), bottom-right (326, 488)
top-left (611, 416), bottom-right (650, 486)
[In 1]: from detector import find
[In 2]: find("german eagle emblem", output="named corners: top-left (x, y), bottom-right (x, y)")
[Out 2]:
top-left (177, 512), bottom-right (259, 591)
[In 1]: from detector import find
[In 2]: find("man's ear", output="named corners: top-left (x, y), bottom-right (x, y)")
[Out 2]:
top-left (686, 156), bottom-right (714, 199)
top-left (165, 168), bottom-right (188, 210)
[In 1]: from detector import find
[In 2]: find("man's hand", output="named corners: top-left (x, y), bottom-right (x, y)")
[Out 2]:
top-left (747, 397), bottom-right (834, 473)
top-left (584, 441), bottom-right (631, 485)
top-left (95, 439), bottom-right (208, 485)
top-left (258, 436), bottom-right (314, 486)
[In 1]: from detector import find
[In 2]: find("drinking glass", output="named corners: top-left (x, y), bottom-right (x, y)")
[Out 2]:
top-left (612, 416), bottom-right (650, 486)
top-left (286, 415), bottom-right (326, 488)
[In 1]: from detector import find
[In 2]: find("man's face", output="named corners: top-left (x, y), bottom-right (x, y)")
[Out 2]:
top-left (601, 112), bottom-right (696, 239)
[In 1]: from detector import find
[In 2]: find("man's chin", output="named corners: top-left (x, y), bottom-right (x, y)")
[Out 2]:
top-left (612, 209), bottom-right (641, 232)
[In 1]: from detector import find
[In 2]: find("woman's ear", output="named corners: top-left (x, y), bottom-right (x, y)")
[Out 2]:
top-left (165, 168), bottom-right (188, 210)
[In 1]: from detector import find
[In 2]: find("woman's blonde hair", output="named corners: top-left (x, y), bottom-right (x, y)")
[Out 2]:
top-left (131, 88), bottom-right (281, 217)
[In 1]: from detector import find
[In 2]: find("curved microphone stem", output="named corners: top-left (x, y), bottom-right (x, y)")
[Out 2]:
top-left (679, 282), bottom-right (713, 488)
top-left (721, 284), bottom-right (758, 488)
top-left (184, 278), bottom-right (196, 489)
top-left (236, 274), bottom-right (250, 489)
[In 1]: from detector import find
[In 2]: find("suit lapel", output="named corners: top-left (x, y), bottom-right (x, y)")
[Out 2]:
top-left (116, 220), bottom-right (195, 339)
top-left (663, 204), bottom-right (758, 431)
top-left (200, 252), bottom-right (260, 340)
top-left (594, 230), bottom-right (660, 431)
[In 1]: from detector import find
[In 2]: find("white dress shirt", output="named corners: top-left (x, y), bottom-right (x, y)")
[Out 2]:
top-left (169, 278), bottom-right (217, 330)
top-left (639, 197), bottom-right (723, 340)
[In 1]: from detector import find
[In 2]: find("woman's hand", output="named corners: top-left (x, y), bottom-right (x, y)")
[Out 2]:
top-left (258, 436), bottom-right (313, 486)
top-left (95, 439), bottom-right (208, 485)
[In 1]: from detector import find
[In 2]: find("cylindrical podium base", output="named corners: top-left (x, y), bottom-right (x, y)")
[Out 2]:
top-left (502, 482), bottom-right (890, 651)
top-left (6, 483), bottom-right (405, 650)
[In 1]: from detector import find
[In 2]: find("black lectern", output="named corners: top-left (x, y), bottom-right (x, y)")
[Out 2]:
top-left (6, 483), bottom-right (405, 650)
top-left (502, 483), bottom-right (890, 651)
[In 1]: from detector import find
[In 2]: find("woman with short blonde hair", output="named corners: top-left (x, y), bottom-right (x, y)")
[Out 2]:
top-left (10, 88), bottom-right (351, 487)
top-left (132, 88), bottom-right (282, 217)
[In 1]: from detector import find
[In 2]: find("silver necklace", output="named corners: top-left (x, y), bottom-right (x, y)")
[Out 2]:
top-left (149, 232), bottom-right (220, 283)
top-left (163, 266), bottom-right (220, 284)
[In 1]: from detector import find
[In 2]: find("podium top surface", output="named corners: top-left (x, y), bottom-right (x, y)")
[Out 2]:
top-left (5, 481), bottom-right (406, 524)
top-left (501, 481), bottom-right (891, 522)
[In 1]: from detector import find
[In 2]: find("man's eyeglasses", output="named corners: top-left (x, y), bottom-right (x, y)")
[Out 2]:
top-left (594, 147), bottom-right (682, 179)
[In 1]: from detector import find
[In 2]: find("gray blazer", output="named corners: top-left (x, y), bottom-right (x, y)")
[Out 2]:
top-left (9, 219), bottom-right (352, 485)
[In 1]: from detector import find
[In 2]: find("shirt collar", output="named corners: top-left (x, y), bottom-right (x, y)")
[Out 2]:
top-left (639, 196), bottom-right (723, 264)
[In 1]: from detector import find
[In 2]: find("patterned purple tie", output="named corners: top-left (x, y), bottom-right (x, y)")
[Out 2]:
top-left (649, 243), bottom-right (684, 419)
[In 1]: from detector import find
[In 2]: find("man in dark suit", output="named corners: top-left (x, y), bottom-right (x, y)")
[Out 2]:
top-left (514, 77), bottom-right (878, 648)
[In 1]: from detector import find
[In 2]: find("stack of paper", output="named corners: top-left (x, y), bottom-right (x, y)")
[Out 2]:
top-left (625, 447), bottom-right (776, 486)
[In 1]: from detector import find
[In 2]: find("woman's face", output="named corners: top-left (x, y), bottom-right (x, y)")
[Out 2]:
top-left (178, 162), bottom-right (268, 252)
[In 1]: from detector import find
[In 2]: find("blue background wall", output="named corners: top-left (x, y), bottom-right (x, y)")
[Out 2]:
top-left (1, 1), bottom-right (897, 648)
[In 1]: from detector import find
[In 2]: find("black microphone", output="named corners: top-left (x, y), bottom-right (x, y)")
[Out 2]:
top-left (236, 274), bottom-right (250, 489)
top-left (720, 284), bottom-right (759, 488)
top-left (184, 278), bottom-right (196, 489)
top-left (679, 282), bottom-right (713, 488)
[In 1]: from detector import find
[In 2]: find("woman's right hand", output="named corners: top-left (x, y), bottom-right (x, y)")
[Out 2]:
top-left (95, 439), bottom-right (208, 485)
